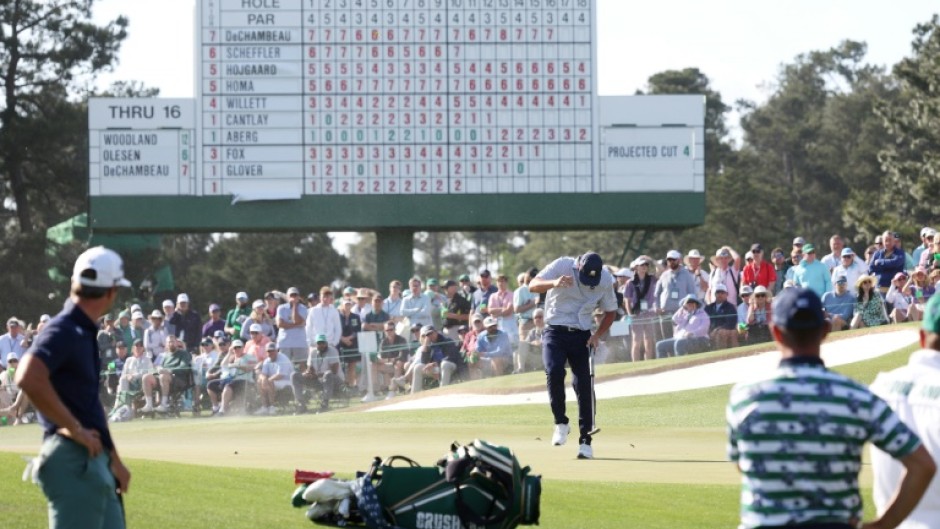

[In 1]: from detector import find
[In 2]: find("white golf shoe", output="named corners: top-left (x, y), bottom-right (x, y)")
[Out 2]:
top-left (577, 443), bottom-right (593, 460)
top-left (551, 423), bottom-right (570, 446)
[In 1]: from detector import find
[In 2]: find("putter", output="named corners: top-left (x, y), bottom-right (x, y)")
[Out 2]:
top-left (588, 345), bottom-right (600, 435)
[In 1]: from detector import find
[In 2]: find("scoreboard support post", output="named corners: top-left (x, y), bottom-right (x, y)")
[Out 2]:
top-left (376, 229), bottom-right (416, 292)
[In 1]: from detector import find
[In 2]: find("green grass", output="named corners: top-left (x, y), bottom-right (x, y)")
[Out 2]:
top-left (0, 334), bottom-right (914, 528)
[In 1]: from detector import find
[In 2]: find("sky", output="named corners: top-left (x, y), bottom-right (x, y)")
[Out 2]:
top-left (89, 0), bottom-right (938, 252)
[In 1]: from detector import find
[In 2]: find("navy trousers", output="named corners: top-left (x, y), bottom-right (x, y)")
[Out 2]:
top-left (542, 327), bottom-right (593, 445)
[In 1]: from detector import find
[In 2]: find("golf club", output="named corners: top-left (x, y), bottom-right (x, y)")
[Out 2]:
top-left (588, 344), bottom-right (600, 435)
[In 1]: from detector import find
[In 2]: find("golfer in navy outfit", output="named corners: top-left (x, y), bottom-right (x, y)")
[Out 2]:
top-left (16, 247), bottom-right (132, 529)
top-left (529, 252), bottom-right (618, 459)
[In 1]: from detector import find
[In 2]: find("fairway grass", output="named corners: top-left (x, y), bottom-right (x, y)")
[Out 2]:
top-left (0, 339), bottom-right (912, 528)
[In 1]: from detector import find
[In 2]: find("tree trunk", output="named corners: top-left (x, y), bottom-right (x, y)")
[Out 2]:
top-left (8, 160), bottom-right (33, 233)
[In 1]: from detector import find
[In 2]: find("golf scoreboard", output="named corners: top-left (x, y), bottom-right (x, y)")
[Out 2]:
top-left (88, 0), bottom-right (705, 232)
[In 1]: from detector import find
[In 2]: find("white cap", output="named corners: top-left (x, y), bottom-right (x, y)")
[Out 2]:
top-left (72, 246), bottom-right (132, 288)
top-left (162, 299), bottom-right (174, 308)
top-left (6, 352), bottom-right (18, 362)
top-left (231, 339), bottom-right (245, 348)
top-left (666, 250), bottom-right (682, 260)
top-left (236, 291), bottom-right (249, 301)
top-left (483, 316), bottom-right (499, 327)
top-left (131, 311), bottom-right (144, 320)
top-left (177, 293), bottom-right (190, 304)
top-left (249, 323), bottom-right (263, 333)
top-left (686, 249), bottom-right (703, 259)
top-left (150, 310), bottom-right (164, 318)
top-left (39, 314), bottom-right (50, 323)
top-left (745, 251), bottom-right (754, 260)
top-left (793, 237), bottom-right (806, 245)
top-left (614, 267), bottom-right (634, 279)
top-left (252, 299), bottom-right (265, 309)
top-left (130, 304), bottom-right (141, 313)
top-left (753, 285), bottom-right (769, 295)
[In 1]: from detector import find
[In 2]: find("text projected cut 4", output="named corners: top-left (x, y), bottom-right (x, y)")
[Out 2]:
top-left (199, 0), bottom-right (597, 196)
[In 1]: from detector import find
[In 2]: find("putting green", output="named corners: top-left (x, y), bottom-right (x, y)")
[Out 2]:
top-left (0, 335), bottom-right (913, 528)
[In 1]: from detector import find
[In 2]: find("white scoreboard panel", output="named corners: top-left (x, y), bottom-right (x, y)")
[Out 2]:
top-left (598, 95), bottom-right (705, 193)
top-left (89, 98), bottom-right (196, 196)
top-left (198, 0), bottom-right (598, 197)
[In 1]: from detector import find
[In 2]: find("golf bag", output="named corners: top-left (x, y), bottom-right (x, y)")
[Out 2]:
top-left (297, 439), bottom-right (541, 529)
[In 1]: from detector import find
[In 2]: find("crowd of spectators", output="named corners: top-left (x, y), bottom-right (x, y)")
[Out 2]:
top-left (0, 227), bottom-right (935, 424)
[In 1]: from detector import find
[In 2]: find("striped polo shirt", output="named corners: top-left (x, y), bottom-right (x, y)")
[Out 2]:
top-left (726, 356), bottom-right (921, 528)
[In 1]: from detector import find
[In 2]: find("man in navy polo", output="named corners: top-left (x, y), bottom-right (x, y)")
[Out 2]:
top-left (529, 252), bottom-right (618, 460)
top-left (16, 246), bottom-right (133, 529)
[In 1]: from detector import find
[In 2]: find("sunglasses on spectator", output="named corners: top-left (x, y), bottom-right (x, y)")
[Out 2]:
top-left (755, 294), bottom-right (767, 298)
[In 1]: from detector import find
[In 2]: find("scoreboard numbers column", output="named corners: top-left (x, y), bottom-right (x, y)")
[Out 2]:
top-left (202, 0), bottom-right (222, 195)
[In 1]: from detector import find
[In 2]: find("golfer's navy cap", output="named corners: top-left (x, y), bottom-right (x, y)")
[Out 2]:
top-left (577, 252), bottom-right (603, 287)
top-left (772, 287), bottom-right (825, 330)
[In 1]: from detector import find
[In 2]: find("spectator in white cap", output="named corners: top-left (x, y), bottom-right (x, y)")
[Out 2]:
top-left (244, 322), bottom-right (272, 363)
top-left (201, 303), bottom-right (225, 338)
top-left (704, 283), bottom-right (738, 350)
top-left (654, 250), bottom-right (699, 342)
top-left (737, 285), bottom-right (754, 327)
top-left (161, 299), bottom-right (177, 336)
top-left (129, 310), bottom-right (147, 343)
top-left (831, 247), bottom-right (867, 295)
top-left (0, 352), bottom-right (28, 421)
top-left (473, 316), bottom-right (513, 377)
top-left (611, 266), bottom-right (634, 318)
top-left (684, 249), bottom-right (710, 300)
top-left (707, 246), bottom-right (741, 306)
top-left (744, 285), bottom-right (773, 344)
top-left (279, 286), bottom-right (311, 364)
top-left (171, 293), bottom-right (202, 352)
top-left (913, 227), bottom-right (936, 266)
top-left (918, 230), bottom-right (940, 270)
top-left (785, 237), bottom-right (806, 275)
top-left (821, 274), bottom-right (855, 331)
top-left (210, 338), bottom-right (257, 417)
top-left (225, 291), bottom-right (252, 337)
top-left (517, 308), bottom-right (546, 373)
top-left (240, 299), bottom-right (275, 341)
top-left (0, 317), bottom-right (27, 370)
top-left (143, 310), bottom-right (168, 361)
top-left (624, 256), bottom-right (659, 361)
top-left (655, 295), bottom-right (710, 358)
top-left (254, 342), bottom-right (294, 416)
